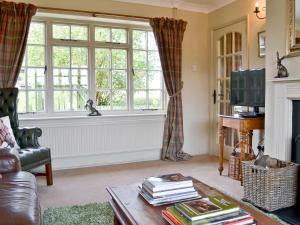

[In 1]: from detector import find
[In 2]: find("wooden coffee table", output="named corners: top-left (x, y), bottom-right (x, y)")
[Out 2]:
top-left (107, 177), bottom-right (283, 225)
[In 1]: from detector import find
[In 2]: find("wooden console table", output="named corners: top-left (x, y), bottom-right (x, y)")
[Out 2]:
top-left (218, 115), bottom-right (264, 176)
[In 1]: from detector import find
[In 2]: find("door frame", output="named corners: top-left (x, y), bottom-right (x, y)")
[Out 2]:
top-left (209, 16), bottom-right (250, 156)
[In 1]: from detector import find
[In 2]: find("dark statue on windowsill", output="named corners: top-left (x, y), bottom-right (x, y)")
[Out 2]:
top-left (85, 99), bottom-right (101, 116)
top-left (275, 51), bottom-right (289, 78)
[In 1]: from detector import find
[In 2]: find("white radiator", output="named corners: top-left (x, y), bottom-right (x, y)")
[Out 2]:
top-left (19, 114), bottom-right (165, 170)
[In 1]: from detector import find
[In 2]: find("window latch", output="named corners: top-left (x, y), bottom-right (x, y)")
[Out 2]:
top-left (132, 68), bottom-right (135, 76)
top-left (44, 65), bottom-right (47, 75)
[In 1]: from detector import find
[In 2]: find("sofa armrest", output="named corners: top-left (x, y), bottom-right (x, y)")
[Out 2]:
top-left (15, 127), bottom-right (42, 148)
top-left (0, 149), bottom-right (21, 174)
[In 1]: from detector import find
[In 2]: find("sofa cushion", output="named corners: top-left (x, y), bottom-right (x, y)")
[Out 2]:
top-left (0, 116), bottom-right (20, 149)
top-left (18, 147), bottom-right (51, 171)
top-left (0, 172), bottom-right (41, 225)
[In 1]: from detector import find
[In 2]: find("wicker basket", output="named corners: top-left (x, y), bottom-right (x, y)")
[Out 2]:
top-left (228, 152), bottom-right (250, 181)
top-left (242, 160), bottom-right (299, 211)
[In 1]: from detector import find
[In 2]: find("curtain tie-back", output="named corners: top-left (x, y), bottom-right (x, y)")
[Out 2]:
top-left (170, 81), bottom-right (183, 98)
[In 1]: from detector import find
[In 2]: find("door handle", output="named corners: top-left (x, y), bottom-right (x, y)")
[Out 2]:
top-left (213, 90), bottom-right (217, 104)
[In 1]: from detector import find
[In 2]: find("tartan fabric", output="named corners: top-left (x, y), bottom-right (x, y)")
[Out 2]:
top-left (0, 1), bottom-right (37, 88)
top-left (0, 120), bottom-right (9, 146)
top-left (150, 18), bottom-right (191, 161)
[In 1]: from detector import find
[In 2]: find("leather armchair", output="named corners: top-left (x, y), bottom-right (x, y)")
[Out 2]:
top-left (0, 88), bottom-right (53, 185)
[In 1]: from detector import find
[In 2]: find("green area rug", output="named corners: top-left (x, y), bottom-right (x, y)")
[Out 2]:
top-left (43, 202), bottom-right (114, 225)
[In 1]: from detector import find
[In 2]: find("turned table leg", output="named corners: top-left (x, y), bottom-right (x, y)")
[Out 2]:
top-left (247, 130), bottom-right (253, 160)
top-left (240, 130), bottom-right (248, 185)
top-left (219, 126), bottom-right (225, 175)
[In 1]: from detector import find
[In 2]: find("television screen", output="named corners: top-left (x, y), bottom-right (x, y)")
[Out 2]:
top-left (230, 69), bottom-right (265, 107)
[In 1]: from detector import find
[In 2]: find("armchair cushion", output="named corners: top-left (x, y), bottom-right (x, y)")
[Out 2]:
top-left (0, 149), bottom-right (21, 174)
top-left (15, 127), bottom-right (42, 148)
top-left (19, 147), bottom-right (51, 171)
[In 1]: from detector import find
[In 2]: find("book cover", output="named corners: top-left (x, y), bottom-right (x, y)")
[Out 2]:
top-left (144, 173), bottom-right (193, 190)
top-left (223, 216), bottom-right (254, 225)
top-left (167, 206), bottom-right (250, 225)
top-left (162, 210), bottom-right (182, 225)
top-left (142, 184), bottom-right (196, 198)
top-left (175, 196), bottom-right (240, 221)
top-left (139, 188), bottom-right (200, 206)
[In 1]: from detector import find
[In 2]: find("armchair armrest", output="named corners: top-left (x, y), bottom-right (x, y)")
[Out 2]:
top-left (15, 127), bottom-right (42, 148)
top-left (0, 148), bottom-right (21, 174)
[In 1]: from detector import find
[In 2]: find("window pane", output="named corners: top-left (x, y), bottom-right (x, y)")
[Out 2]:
top-left (53, 24), bottom-right (70, 39)
top-left (96, 70), bottom-right (110, 89)
top-left (112, 70), bottom-right (126, 89)
top-left (112, 90), bottom-right (127, 110)
top-left (54, 91), bottom-right (71, 111)
top-left (148, 32), bottom-right (157, 50)
top-left (148, 71), bottom-right (162, 89)
top-left (149, 91), bottom-right (161, 109)
top-left (133, 70), bottom-right (146, 89)
top-left (134, 91), bottom-right (146, 109)
top-left (95, 48), bottom-right (110, 68)
top-left (17, 91), bottom-right (26, 113)
top-left (72, 69), bottom-right (88, 89)
top-left (112, 49), bottom-right (127, 69)
top-left (95, 27), bottom-right (110, 42)
top-left (28, 91), bottom-right (45, 112)
top-left (72, 47), bottom-right (88, 68)
top-left (27, 46), bottom-right (45, 67)
top-left (53, 46), bottom-right (70, 67)
top-left (112, 28), bottom-right (127, 43)
top-left (53, 68), bottom-right (69, 89)
top-left (148, 51), bottom-right (161, 70)
top-left (133, 30), bottom-right (146, 49)
top-left (96, 91), bottom-right (110, 110)
top-left (16, 68), bottom-right (26, 89)
top-left (133, 50), bottom-right (147, 69)
top-left (72, 90), bottom-right (87, 111)
top-left (71, 25), bottom-right (88, 41)
top-left (27, 68), bottom-right (45, 89)
top-left (28, 22), bottom-right (45, 45)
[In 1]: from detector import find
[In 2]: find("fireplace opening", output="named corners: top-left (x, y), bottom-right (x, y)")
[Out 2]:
top-left (292, 101), bottom-right (300, 207)
top-left (292, 100), bottom-right (300, 164)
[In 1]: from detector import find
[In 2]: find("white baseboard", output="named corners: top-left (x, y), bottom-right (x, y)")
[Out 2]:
top-left (51, 148), bottom-right (162, 170)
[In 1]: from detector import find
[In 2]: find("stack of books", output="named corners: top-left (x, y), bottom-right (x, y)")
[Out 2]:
top-left (139, 173), bottom-right (201, 206)
top-left (162, 196), bottom-right (256, 225)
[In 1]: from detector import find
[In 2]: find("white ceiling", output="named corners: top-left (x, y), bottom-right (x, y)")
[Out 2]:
top-left (113, 0), bottom-right (236, 13)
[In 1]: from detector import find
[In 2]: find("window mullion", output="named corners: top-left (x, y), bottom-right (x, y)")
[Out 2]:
top-left (89, 24), bottom-right (96, 104)
top-left (128, 27), bottom-right (133, 112)
top-left (47, 21), bottom-right (54, 115)
top-left (69, 47), bottom-right (73, 111)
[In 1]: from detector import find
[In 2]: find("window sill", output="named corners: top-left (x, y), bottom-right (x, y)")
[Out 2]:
top-left (19, 112), bottom-right (167, 122)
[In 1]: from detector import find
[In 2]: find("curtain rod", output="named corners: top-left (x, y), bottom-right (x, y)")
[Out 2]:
top-left (37, 6), bottom-right (151, 21)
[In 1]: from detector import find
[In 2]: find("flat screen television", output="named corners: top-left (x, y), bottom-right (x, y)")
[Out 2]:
top-left (230, 68), bottom-right (265, 116)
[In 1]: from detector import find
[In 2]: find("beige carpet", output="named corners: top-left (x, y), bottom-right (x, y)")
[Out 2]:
top-left (37, 155), bottom-right (243, 211)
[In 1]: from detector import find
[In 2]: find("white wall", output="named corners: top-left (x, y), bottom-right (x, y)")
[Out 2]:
top-left (12, 0), bottom-right (210, 169)
top-left (264, 0), bottom-right (300, 156)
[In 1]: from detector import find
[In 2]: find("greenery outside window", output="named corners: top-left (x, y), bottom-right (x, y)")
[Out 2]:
top-left (17, 18), bottom-right (165, 116)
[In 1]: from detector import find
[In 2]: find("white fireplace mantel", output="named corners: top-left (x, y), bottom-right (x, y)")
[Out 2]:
top-left (271, 78), bottom-right (300, 161)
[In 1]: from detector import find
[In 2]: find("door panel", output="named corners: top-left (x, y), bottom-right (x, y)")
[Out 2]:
top-left (211, 19), bottom-right (248, 157)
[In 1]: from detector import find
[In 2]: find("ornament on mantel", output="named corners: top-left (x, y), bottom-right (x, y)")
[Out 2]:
top-left (275, 51), bottom-right (289, 78)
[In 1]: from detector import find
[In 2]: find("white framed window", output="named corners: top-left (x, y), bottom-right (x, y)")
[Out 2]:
top-left (17, 17), bottom-right (165, 116)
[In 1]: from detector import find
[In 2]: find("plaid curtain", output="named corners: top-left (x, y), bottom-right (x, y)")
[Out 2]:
top-left (150, 17), bottom-right (191, 161)
top-left (0, 1), bottom-right (37, 88)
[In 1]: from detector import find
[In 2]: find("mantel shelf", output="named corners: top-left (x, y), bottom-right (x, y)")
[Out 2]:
top-left (269, 77), bottom-right (300, 82)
